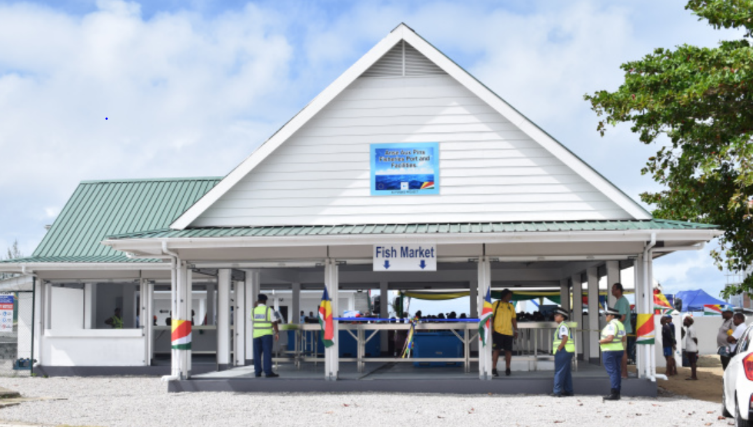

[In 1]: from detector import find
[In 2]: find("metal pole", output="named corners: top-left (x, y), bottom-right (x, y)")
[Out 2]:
top-left (30, 276), bottom-right (36, 376)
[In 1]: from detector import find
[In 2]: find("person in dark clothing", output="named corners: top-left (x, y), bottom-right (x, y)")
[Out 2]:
top-left (661, 315), bottom-right (677, 376)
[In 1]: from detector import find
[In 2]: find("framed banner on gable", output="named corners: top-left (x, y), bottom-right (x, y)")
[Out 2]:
top-left (370, 142), bottom-right (440, 196)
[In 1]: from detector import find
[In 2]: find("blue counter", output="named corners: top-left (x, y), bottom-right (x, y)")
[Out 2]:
top-left (412, 332), bottom-right (462, 367)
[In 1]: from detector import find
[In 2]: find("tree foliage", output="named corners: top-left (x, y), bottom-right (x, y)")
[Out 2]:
top-left (585, 1), bottom-right (753, 297)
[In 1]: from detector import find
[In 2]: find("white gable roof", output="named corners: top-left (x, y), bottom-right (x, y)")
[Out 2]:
top-left (171, 24), bottom-right (650, 230)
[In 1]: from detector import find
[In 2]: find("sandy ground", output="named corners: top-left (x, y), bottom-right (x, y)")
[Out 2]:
top-left (645, 355), bottom-right (725, 404)
top-left (0, 376), bottom-right (729, 427)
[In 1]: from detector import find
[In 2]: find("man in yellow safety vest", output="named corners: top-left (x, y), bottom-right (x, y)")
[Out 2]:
top-left (550, 307), bottom-right (575, 397)
top-left (104, 308), bottom-right (123, 329)
top-left (600, 306), bottom-right (626, 401)
top-left (252, 294), bottom-right (279, 378)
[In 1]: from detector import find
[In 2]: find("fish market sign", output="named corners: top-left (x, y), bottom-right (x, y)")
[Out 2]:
top-left (370, 142), bottom-right (439, 196)
top-left (373, 244), bottom-right (437, 272)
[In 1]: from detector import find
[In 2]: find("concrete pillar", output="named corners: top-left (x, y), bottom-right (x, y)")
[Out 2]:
top-left (176, 262), bottom-right (192, 379)
top-left (647, 252), bottom-right (656, 378)
top-left (380, 281), bottom-right (389, 353)
top-left (245, 270), bottom-right (260, 365)
top-left (292, 283), bottom-right (301, 324)
top-left (123, 283), bottom-right (136, 328)
top-left (84, 283), bottom-right (96, 329)
top-left (217, 269), bottom-right (231, 370)
top-left (33, 279), bottom-right (45, 366)
top-left (587, 267), bottom-right (600, 365)
top-left (634, 254), bottom-right (645, 378)
top-left (559, 278), bottom-right (570, 312)
top-left (142, 280), bottom-right (154, 366)
top-left (206, 283), bottom-right (216, 326)
top-left (606, 261), bottom-right (620, 309)
top-left (571, 274), bottom-right (583, 359)
top-left (477, 257), bottom-right (492, 380)
top-left (324, 259), bottom-right (339, 381)
top-left (234, 276), bottom-right (246, 366)
top-left (170, 262), bottom-right (178, 378)
top-left (44, 282), bottom-right (52, 330)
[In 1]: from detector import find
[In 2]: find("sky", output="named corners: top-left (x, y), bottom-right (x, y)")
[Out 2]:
top-left (0, 0), bottom-right (742, 306)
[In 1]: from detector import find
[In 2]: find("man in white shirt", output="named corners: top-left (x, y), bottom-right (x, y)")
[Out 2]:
top-left (683, 316), bottom-right (698, 381)
top-left (727, 313), bottom-right (748, 353)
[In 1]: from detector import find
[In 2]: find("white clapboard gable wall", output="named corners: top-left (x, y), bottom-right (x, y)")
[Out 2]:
top-left (175, 25), bottom-right (650, 229)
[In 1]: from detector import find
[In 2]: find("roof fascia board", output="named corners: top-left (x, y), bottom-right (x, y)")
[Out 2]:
top-left (169, 27), bottom-right (409, 230)
top-left (103, 228), bottom-right (721, 252)
top-left (0, 262), bottom-right (170, 273)
top-left (398, 29), bottom-right (651, 220)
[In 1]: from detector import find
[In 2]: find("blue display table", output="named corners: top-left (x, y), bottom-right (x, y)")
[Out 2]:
top-left (412, 331), bottom-right (462, 367)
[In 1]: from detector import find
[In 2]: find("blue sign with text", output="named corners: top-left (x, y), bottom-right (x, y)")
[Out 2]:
top-left (370, 142), bottom-right (440, 196)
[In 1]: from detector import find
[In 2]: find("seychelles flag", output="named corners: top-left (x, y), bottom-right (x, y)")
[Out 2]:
top-left (478, 288), bottom-right (493, 346)
top-left (318, 287), bottom-right (335, 348)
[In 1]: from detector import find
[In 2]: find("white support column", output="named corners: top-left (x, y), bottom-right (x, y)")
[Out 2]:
top-left (291, 283), bottom-right (301, 324)
top-left (234, 276), bottom-right (246, 366)
top-left (634, 254), bottom-right (645, 378)
top-left (477, 257), bottom-right (492, 380)
top-left (217, 269), bottom-right (231, 370)
top-left (571, 274), bottom-right (583, 359)
top-left (559, 278), bottom-right (570, 312)
top-left (646, 251), bottom-right (656, 378)
top-left (245, 270), bottom-right (259, 365)
top-left (587, 267), bottom-right (600, 364)
top-left (44, 282), bottom-right (52, 330)
top-left (170, 262), bottom-right (179, 378)
top-left (123, 283), bottom-right (136, 328)
top-left (176, 262), bottom-right (192, 379)
top-left (143, 280), bottom-right (154, 366)
top-left (380, 281), bottom-right (389, 353)
top-left (606, 261), bottom-right (620, 309)
top-left (324, 259), bottom-right (339, 381)
top-left (33, 279), bottom-right (45, 366)
top-left (84, 283), bottom-right (96, 329)
top-left (206, 283), bottom-right (216, 325)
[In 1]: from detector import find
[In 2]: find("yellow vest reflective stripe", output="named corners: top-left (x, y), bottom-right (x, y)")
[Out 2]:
top-left (553, 322), bottom-right (575, 353)
top-left (600, 319), bottom-right (626, 352)
top-left (252, 305), bottom-right (273, 338)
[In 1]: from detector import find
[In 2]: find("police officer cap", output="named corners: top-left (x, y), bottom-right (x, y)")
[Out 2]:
top-left (605, 306), bottom-right (621, 316)
top-left (554, 307), bottom-right (569, 319)
top-left (258, 294), bottom-right (268, 302)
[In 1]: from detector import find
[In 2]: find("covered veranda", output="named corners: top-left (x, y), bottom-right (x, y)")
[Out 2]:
top-left (103, 219), bottom-right (719, 395)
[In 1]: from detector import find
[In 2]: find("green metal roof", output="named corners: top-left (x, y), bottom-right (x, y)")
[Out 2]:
top-left (108, 219), bottom-right (718, 240)
top-left (4, 177), bottom-right (221, 263)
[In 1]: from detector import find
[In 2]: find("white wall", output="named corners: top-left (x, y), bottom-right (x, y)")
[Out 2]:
top-left (51, 287), bottom-right (83, 331)
top-left (17, 293), bottom-right (32, 360)
top-left (194, 73), bottom-right (631, 227)
top-left (42, 330), bottom-right (145, 366)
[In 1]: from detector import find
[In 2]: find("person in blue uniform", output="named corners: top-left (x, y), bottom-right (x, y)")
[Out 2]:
top-left (550, 307), bottom-right (575, 397)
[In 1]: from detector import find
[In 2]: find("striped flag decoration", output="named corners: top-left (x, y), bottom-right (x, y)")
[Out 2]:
top-left (171, 319), bottom-right (192, 350)
top-left (478, 288), bottom-right (493, 346)
top-left (318, 287), bottom-right (335, 348)
top-left (636, 314), bottom-right (655, 345)
top-left (704, 304), bottom-right (723, 315)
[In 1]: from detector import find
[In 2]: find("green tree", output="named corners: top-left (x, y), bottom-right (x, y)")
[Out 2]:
top-left (585, 1), bottom-right (753, 298)
top-left (1, 240), bottom-right (23, 280)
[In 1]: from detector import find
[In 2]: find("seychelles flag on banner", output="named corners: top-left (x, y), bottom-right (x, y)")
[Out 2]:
top-left (478, 288), bottom-right (493, 346)
top-left (636, 314), bottom-right (655, 345)
top-left (318, 288), bottom-right (335, 348)
top-left (171, 319), bottom-right (192, 350)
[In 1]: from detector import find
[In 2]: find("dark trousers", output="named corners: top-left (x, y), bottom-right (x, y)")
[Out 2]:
top-left (721, 355), bottom-right (731, 370)
top-left (553, 349), bottom-right (574, 395)
top-left (253, 334), bottom-right (273, 376)
top-left (603, 350), bottom-right (624, 392)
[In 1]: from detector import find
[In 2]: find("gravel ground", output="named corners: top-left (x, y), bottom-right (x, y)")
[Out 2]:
top-left (0, 377), bottom-right (729, 427)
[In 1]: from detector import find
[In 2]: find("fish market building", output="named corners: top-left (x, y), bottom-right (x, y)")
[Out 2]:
top-left (1, 24), bottom-right (721, 395)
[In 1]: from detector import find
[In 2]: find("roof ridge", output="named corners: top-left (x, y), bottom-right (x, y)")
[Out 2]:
top-left (80, 177), bottom-right (223, 184)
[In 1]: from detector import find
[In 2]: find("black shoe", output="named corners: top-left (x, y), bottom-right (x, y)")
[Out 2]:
top-left (266, 373), bottom-right (279, 378)
top-left (254, 374), bottom-right (261, 378)
top-left (603, 389), bottom-right (620, 401)
top-left (505, 368), bottom-right (511, 376)
top-left (563, 392), bottom-right (574, 397)
top-left (549, 393), bottom-right (563, 397)
top-left (492, 369), bottom-right (499, 377)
